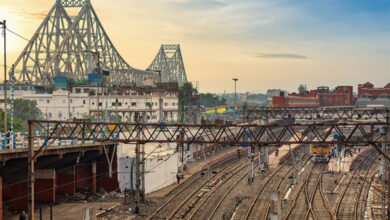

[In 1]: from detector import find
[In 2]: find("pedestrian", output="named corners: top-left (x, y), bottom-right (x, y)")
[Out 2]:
top-left (176, 173), bottom-right (180, 184)
top-left (19, 211), bottom-right (27, 220)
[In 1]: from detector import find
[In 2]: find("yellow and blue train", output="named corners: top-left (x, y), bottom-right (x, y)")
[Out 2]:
top-left (310, 144), bottom-right (331, 162)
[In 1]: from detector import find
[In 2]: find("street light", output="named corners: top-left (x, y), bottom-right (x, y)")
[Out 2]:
top-left (232, 78), bottom-right (238, 105)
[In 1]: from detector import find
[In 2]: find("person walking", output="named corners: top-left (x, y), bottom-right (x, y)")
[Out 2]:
top-left (176, 173), bottom-right (180, 184)
top-left (19, 211), bottom-right (27, 220)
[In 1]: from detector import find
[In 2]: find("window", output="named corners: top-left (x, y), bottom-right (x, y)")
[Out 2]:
top-left (92, 102), bottom-right (95, 105)
top-left (112, 102), bottom-right (116, 106)
top-left (98, 102), bottom-right (102, 107)
top-left (47, 100), bottom-right (50, 104)
top-left (328, 97), bottom-right (332, 101)
top-left (118, 102), bottom-right (122, 106)
top-left (83, 100), bottom-right (86, 105)
top-left (76, 88), bottom-right (81, 93)
top-left (70, 99), bottom-right (73, 103)
top-left (63, 99), bottom-right (66, 104)
top-left (155, 102), bottom-right (158, 106)
top-left (164, 103), bottom-right (168, 106)
top-left (172, 102), bottom-right (175, 106)
top-left (131, 102), bottom-right (137, 106)
top-left (58, 112), bottom-right (62, 119)
top-left (335, 97), bottom-right (338, 101)
top-left (84, 88), bottom-right (89, 93)
top-left (340, 97), bottom-right (343, 101)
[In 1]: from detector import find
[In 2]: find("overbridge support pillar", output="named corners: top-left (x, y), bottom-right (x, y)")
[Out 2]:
top-left (57, 166), bottom-right (76, 196)
top-left (35, 169), bottom-right (56, 203)
top-left (0, 176), bottom-right (2, 220)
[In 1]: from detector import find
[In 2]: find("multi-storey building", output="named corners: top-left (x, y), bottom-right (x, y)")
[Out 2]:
top-left (272, 85), bottom-right (353, 108)
top-left (0, 80), bottom-right (179, 122)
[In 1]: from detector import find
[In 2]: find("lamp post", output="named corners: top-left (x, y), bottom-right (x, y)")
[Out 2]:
top-left (0, 20), bottom-right (7, 135)
top-left (232, 78), bottom-right (238, 105)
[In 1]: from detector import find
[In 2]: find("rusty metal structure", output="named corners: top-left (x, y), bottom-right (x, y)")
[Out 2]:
top-left (27, 120), bottom-right (389, 219)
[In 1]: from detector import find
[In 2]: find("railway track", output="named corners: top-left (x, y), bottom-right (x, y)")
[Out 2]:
top-left (147, 154), bottom-right (240, 219)
top-left (245, 147), bottom-right (310, 220)
top-left (165, 158), bottom-right (255, 219)
top-left (282, 161), bottom-right (317, 220)
top-left (334, 150), bottom-right (378, 220)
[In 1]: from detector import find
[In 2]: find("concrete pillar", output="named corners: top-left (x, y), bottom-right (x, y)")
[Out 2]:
top-left (0, 177), bottom-right (2, 220)
top-left (35, 169), bottom-right (56, 203)
top-left (92, 161), bottom-right (97, 194)
top-left (57, 166), bottom-right (76, 196)
top-left (3, 180), bottom-right (28, 211)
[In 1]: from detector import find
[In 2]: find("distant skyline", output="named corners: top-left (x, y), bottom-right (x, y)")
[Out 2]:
top-left (0, 0), bottom-right (389, 93)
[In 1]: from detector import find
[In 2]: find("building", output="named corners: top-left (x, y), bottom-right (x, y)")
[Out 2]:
top-left (272, 85), bottom-right (353, 108)
top-left (90, 84), bottom-right (179, 123)
top-left (357, 82), bottom-right (390, 99)
top-left (0, 78), bottom-right (179, 122)
top-left (356, 82), bottom-right (390, 107)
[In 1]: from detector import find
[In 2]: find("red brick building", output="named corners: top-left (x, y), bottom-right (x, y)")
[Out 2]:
top-left (272, 86), bottom-right (353, 108)
top-left (357, 82), bottom-right (390, 98)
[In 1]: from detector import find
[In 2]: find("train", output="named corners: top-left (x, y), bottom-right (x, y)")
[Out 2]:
top-left (310, 144), bottom-right (331, 162)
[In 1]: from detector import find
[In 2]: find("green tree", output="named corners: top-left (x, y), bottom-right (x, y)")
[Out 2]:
top-left (13, 98), bottom-right (43, 127)
top-left (200, 93), bottom-right (227, 107)
top-left (179, 82), bottom-right (199, 106)
top-left (0, 108), bottom-right (26, 132)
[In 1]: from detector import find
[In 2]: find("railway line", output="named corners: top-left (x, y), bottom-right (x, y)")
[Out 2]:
top-left (334, 150), bottom-right (379, 220)
top-left (245, 149), bottom-right (310, 220)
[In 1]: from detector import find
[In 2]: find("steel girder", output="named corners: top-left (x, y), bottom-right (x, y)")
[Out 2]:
top-left (148, 44), bottom-right (187, 85)
top-left (30, 120), bottom-right (389, 146)
top-left (12, 0), bottom-right (156, 87)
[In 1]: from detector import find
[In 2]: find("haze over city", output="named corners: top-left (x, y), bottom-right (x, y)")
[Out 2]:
top-left (1, 0), bottom-right (389, 93)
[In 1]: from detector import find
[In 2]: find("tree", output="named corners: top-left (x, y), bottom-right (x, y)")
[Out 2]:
top-left (200, 93), bottom-right (227, 107)
top-left (179, 82), bottom-right (199, 106)
top-left (13, 98), bottom-right (43, 128)
top-left (0, 108), bottom-right (26, 132)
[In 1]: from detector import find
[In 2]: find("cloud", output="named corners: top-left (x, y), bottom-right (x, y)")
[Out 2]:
top-left (254, 53), bottom-right (308, 59)
top-left (15, 10), bottom-right (48, 20)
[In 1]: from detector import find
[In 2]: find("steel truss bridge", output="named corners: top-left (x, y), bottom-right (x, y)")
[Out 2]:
top-left (148, 44), bottom-right (187, 86)
top-left (12, 0), bottom-right (187, 86)
top-left (235, 106), bottom-right (390, 121)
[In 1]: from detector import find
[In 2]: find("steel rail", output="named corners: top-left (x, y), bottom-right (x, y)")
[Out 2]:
top-left (334, 151), bottom-right (377, 218)
top-left (147, 154), bottom-right (237, 220)
top-left (166, 159), bottom-right (249, 219)
top-left (353, 154), bottom-right (378, 220)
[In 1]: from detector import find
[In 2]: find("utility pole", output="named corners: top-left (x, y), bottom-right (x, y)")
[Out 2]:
top-left (9, 64), bottom-right (14, 149)
top-left (28, 121), bottom-right (35, 220)
top-left (1, 20), bottom-right (7, 135)
top-left (264, 116), bottom-right (269, 169)
top-left (232, 78), bottom-right (238, 105)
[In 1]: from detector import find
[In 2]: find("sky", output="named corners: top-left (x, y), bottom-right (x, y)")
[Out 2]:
top-left (0, 0), bottom-right (389, 93)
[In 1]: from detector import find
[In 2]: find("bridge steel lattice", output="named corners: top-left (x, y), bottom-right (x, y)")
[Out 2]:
top-left (148, 44), bottom-right (187, 85)
top-left (13, 0), bottom-right (157, 86)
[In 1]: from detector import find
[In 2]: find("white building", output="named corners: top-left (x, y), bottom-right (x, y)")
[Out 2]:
top-left (23, 90), bottom-right (90, 120)
top-left (1, 82), bottom-right (179, 122)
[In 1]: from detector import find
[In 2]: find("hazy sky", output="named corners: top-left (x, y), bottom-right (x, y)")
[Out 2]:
top-left (1, 0), bottom-right (389, 93)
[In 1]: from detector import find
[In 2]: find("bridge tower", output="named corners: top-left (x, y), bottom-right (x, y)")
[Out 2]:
top-left (148, 44), bottom-right (188, 86)
top-left (12, 0), bottom-right (156, 87)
